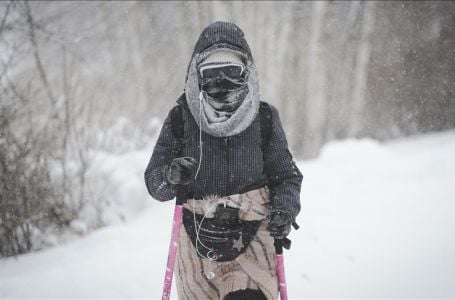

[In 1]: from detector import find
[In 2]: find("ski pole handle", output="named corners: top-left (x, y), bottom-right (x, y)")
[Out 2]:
top-left (161, 204), bottom-right (183, 300)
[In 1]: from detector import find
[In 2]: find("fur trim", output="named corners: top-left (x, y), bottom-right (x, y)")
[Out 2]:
top-left (185, 45), bottom-right (261, 137)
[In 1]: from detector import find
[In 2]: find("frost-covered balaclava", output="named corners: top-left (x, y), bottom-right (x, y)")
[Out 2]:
top-left (185, 21), bottom-right (261, 137)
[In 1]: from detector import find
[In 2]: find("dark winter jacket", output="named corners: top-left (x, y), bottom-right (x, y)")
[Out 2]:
top-left (144, 21), bottom-right (303, 220)
top-left (144, 94), bottom-right (303, 220)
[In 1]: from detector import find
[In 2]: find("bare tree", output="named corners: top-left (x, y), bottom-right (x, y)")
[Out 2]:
top-left (0, 1), bottom-right (99, 257)
top-left (293, 1), bottom-right (328, 157)
top-left (349, 1), bottom-right (376, 136)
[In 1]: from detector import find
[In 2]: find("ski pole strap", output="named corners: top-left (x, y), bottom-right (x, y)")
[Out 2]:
top-left (292, 221), bottom-right (300, 230)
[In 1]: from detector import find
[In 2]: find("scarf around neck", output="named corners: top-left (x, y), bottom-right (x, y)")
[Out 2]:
top-left (185, 47), bottom-right (261, 137)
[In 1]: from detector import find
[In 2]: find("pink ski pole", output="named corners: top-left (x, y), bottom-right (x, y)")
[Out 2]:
top-left (161, 202), bottom-right (183, 300)
top-left (275, 239), bottom-right (288, 300)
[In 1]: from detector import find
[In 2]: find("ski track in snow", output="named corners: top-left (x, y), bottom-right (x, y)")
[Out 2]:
top-left (1, 130), bottom-right (455, 299)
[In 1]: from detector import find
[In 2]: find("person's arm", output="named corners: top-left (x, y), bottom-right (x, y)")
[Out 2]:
top-left (144, 109), bottom-right (182, 201)
top-left (263, 104), bottom-right (303, 222)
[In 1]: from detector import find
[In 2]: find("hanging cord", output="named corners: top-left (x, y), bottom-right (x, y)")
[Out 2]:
top-left (191, 90), bottom-right (218, 261)
top-left (194, 91), bottom-right (204, 180)
top-left (191, 200), bottom-right (220, 261)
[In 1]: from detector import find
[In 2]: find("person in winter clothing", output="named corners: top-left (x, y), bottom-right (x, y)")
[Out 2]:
top-left (144, 21), bottom-right (303, 300)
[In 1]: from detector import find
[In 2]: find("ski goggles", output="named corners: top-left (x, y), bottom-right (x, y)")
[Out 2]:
top-left (199, 63), bottom-right (246, 80)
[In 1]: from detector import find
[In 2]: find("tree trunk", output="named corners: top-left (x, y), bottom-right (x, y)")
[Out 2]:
top-left (349, 1), bottom-right (376, 136)
top-left (297, 1), bottom-right (327, 157)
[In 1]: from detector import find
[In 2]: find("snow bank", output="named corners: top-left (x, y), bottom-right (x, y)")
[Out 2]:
top-left (1, 130), bottom-right (455, 299)
top-left (291, 130), bottom-right (455, 298)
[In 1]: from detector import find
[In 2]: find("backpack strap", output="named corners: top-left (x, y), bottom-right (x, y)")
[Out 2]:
top-left (170, 105), bottom-right (184, 140)
top-left (259, 101), bottom-right (273, 151)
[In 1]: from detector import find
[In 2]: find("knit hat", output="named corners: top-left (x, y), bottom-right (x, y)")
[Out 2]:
top-left (190, 21), bottom-right (253, 61)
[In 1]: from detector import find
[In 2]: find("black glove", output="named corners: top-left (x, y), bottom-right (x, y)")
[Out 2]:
top-left (165, 157), bottom-right (197, 185)
top-left (267, 210), bottom-right (293, 240)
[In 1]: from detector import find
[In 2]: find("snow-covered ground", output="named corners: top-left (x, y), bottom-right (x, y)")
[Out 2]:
top-left (1, 130), bottom-right (455, 299)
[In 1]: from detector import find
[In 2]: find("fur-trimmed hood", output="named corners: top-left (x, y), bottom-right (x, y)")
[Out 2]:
top-left (184, 22), bottom-right (261, 137)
